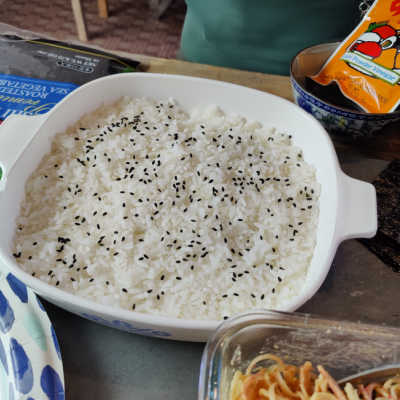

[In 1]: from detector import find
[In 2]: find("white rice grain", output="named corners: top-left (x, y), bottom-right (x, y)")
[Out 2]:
top-left (13, 97), bottom-right (320, 320)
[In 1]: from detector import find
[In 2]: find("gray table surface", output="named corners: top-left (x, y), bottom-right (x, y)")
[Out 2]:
top-left (39, 152), bottom-right (397, 400)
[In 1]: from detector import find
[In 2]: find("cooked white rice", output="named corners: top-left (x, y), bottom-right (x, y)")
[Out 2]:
top-left (13, 97), bottom-right (320, 320)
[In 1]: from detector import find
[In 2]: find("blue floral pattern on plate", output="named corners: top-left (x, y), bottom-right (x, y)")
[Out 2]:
top-left (0, 269), bottom-right (65, 400)
top-left (80, 312), bottom-right (172, 337)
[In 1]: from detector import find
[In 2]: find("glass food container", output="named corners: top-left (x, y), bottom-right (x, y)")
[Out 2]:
top-left (198, 310), bottom-right (400, 400)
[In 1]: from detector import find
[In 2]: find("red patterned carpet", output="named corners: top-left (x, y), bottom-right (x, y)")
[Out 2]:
top-left (0, 0), bottom-right (186, 59)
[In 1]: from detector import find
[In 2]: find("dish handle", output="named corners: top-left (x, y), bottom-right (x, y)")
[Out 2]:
top-left (0, 114), bottom-right (47, 192)
top-left (337, 171), bottom-right (377, 241)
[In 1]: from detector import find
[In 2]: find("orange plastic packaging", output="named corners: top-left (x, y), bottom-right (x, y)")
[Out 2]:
top-left (312, 0), bottom-right (400, 113)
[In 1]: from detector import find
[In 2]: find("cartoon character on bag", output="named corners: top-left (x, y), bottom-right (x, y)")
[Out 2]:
top-left (346, 22), bottom-right (400, 76)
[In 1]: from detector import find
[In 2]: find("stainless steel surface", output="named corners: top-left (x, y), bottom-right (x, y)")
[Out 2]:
top-left (339, 366), bottom-right (400, 386)
top-left (43, 301), bottom-right (204, 400)
top-left (41, 153), bottom-right (398, 399)
top-left (301, 154), bottom-right (395, 325)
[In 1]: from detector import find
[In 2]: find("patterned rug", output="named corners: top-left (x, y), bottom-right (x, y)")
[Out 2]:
top-left (0, 0), bottom-right (186, 59)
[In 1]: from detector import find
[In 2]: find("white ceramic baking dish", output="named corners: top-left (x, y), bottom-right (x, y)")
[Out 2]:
top-left (0, 73), bottom-right (377, 342)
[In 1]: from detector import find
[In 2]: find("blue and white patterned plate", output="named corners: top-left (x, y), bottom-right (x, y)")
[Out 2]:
top-left (0, 269), bottom-right (65, 400)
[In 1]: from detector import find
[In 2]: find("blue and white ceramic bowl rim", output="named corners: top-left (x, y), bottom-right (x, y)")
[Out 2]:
top-left (289, 42), bottom-right (400, 122)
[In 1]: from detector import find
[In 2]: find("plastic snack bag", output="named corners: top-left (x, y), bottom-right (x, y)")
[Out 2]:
top-left (312, 0), bottom-right (400, 113)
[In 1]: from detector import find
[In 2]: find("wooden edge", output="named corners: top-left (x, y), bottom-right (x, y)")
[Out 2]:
top-left (113, 51), bottom-right (294, 102)
top-left (98, 0), bottom-right (109, 18)
top-left (71, 0), bottom-right (88, 42)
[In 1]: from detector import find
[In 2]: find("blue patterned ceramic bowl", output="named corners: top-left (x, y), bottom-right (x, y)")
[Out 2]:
top-left (290, 42), bottom-right (400, 140)
top-left (0, 268), bottom-right (65, 400)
